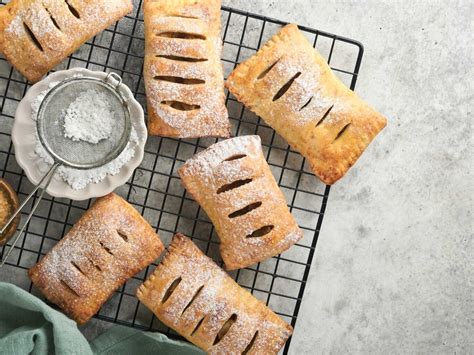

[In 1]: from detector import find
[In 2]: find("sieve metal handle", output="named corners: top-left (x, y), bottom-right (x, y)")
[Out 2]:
top-left (105, 72), bottom-right (123, 88)
top-left (0, 163), bottom-right (59, 268)
top-left (104, 72), bottom-right (128, 105)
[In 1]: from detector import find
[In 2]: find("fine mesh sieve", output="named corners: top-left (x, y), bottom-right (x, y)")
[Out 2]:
top-left (0, 72), bottom-right (131, 267)
top-left (37, 75), bottom-right (131, 169)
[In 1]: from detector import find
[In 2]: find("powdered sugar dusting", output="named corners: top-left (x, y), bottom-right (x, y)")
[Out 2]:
top-left (149, 82), bottom-right (227, 137)
top-left (5, 14), bottom-right (24, 36)
top-left (179, 136), bottom-right (301, 269)
top-left (152, 16), bottom-right (205, 36)
top-left (138, 235), bottom-right (292, 353)
top-left (34, 128), bottom-right (139, 190)
top-left (32, 195), bottom-right (162, 322)
top-left (3, 0), bottom-right (132, 83)
top-left (6, 0), bottom-right (131, 38)
top-left (261, 53), bottom-right (325, 125)
top-left (63, 89), bottom-right (114, 144)
top-left (145, 4), bottom-right (229, 137)
top-left (40, 213), bottom-right (136, 292)
top-left (179, 136), bottom-right (258, 181)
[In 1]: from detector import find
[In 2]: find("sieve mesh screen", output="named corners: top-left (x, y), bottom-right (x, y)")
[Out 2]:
top-left (37, 78), bottom-right (131, 169)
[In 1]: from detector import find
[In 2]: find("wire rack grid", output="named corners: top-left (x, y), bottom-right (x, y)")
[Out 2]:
top-left (0, 1), bottom-right (363, 353)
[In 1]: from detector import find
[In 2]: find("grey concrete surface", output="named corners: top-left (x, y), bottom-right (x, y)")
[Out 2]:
top-left (0, 1), bottom-right (472, 354)
top-left (220, 1), bottom-right (473, 354)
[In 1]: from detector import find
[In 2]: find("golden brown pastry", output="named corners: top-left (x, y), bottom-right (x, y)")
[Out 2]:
top-left (144, 0), bottom-right (230, 138)
top-left (29, 193), bottom-right (164, 324)
top-left (226, 24), bottom-right (387, 185)
top-left (0, 178), bottom-right (20, 245)
top-left (137, 234), bottom-right (293, 354)
top-left (178, 135), bottom-right (302, 270)
top-left (0, 0), bottom-right (133, 83)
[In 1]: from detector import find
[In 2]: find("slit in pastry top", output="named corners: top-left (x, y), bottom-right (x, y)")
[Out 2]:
top-left (155, 54), bottom-right (208, 62)
top-left (226, 24), bottom-right (387, 185)
top-left (144, 0), bottom-right (230, 138)
top-left (0, 0), bottom-right (133, 82)
top-left (28, 193), bottom-right (164, 324)
top-left (156, 31), bottom-right (206, 40)
top-left (65, 0), bottom-right (81, 19)
top-left (45, 7), bottom-right (62, 31)
top-left (136, 234), bottom-right (293, 354)
top-left (272, 72), bottom-right (301, 101)
top-left (178, 135), bottom-right (303, 270)
top-left (23, 22), bottom-right (44, 51)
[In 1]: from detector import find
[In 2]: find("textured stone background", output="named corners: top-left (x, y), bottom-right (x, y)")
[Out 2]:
top-left (0, 1), bottom-right (472, 354)
top-left (222, 0), bottom-right (473, 354)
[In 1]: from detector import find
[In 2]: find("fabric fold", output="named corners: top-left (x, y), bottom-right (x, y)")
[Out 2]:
top-left (0, 282), bottom-right (202, 355)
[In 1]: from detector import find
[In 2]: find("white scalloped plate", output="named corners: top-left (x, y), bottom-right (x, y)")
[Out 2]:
top-left (12, 68), bottom-right (147, 200)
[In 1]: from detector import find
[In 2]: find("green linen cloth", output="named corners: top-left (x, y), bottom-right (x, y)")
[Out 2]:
top-left (0, 282), bottom-right (203, 355)
top-left (90, 325), bottom-right (203, 355)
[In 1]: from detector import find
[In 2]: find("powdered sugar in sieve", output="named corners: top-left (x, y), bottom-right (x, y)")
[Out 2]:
top-left (37, 74), bottom-right (131, 169)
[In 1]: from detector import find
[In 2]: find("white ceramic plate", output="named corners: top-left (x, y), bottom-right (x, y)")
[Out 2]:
top-left (12, 68), bottom-right (147, 200)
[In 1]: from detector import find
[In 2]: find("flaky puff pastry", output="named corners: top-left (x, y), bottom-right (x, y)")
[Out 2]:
top-left (226, 24), bottom-right (387, 185)
top-left (178, 135), bottom-right (302, 270)
top-left (137, 234), bottom-right (293, 354)
top-left (144, 0), bottom-right (230, 138)
top-left (0, 0), bottom-right (132, 82)
top-left (29, 193), bottom-right (164, 324)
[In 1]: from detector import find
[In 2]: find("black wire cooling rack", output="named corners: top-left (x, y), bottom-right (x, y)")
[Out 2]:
top-left (0, 1), bottom-right (363, 353)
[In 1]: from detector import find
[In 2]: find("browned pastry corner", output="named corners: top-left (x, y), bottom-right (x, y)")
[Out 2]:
top-left (0, 0), bottom-right (133, 82)
top-left (137, 234), bottom-right (293, 354)
top-left (226, 24), bottom-right (387, 185)
top-left (0, 178), bottom-right (20, 246)
top-left (143, 0), bottom-right (230, 138)
top-left (178, 135), bottom-right (302, 270)
top-left (29, 193), bottom-right (164, 324)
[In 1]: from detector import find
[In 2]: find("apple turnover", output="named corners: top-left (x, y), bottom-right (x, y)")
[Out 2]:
top-left (137, 234), bottom-right (293, 354)
top-left (178, 135), bottom-right (302, 270)
top-left (29, 193), bottom-right (164, 324)
top-left (0, 0), bottom-right (133, 82)
top-left (226, 24), bottom-right (387, 185)
top-left (144, 0), bottom-right (230, 138)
